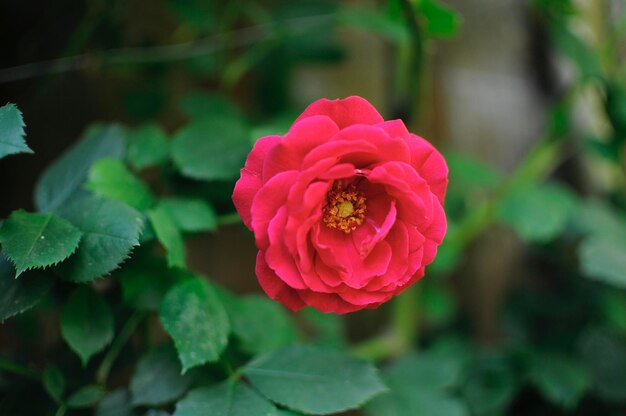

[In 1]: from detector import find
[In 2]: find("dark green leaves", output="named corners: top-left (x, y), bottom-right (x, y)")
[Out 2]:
top-left (366, 351), bottom-right (467, 416)
top-left (130, 346), bottom-right (191, 406)
top-left (42, 366), bottom-right (65, 403)
top-left (57, 195), bottom-right (143, 282)
top-left (579, 237), bottom-right (626, 289)
top-left (526, 352), bottom-right (590, 409)
top-left (0, 255), bottom-right (53, 322)
top-left (126, 124), bottom-right (169, 169)
top-left (119, 258), bottom-right (184, 311)
top-left (175, 382), bottom-right (278, 416)
top-left (578, 328), bottom-right (626, 402)
top-left (0, 210), bottom-right (81, 276)
top-left (60, 287), bottom-right (114, 365)
top-left (67, 385), bottom-right (106, 408)
top-left (0, 103), bottom-right (32, 159)
top-left (227, 295), bottom-right (298, 355)
top-left (498, 183), bottom-right (577, 243)
top-left (86, 158), bottom-right (155, 212)
top-left (160, 278), bottom-right (229, 372)
top-left (34, 124), bottom-right (126, 212)
top-left (244, 345), bottom-right (386, 415)
top-left (172, 117), bottom-right (250, 181)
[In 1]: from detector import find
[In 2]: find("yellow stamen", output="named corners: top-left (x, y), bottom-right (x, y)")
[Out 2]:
top-left (322, 183), bottom-right (366, 233)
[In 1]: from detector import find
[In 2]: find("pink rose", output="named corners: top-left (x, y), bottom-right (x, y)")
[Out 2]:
top-left (232, 96), bottom-right (448, 314)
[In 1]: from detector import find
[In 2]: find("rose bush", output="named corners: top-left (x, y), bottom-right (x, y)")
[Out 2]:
top-left (233, 96), bottom-right (448, 313)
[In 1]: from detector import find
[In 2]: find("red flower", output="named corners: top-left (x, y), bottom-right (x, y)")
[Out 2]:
top-left (233, 96), bottom-right (448, 314)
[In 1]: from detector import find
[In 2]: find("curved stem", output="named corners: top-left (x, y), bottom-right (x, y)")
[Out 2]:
top-left (0, 356), bottom-right (40, 380)
top-left (96, 311), bottom-right (146, 385)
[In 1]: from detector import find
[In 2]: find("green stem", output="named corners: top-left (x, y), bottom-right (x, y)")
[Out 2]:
top-left (218, 212), bottom-right (243, 227)
top-left (352, 286), bottom-right (420, 361)
top-left (96, 311), bottom-right (145, 385)
top-left (0, 356), bottom-right (40, 380)
top-left (54, 405), bottom-right (67, 416)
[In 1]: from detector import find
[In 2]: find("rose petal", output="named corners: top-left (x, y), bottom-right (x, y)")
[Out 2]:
top-left (256, 252), bottom-right (306, 312)
top-left (295, 96), bottom-right (384, 128)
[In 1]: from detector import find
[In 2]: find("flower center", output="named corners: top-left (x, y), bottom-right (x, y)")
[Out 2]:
top-left (322, 183), bottom-right (366, 233)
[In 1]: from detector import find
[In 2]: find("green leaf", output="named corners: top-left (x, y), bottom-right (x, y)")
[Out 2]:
top-left (95, 389), bottom-right (135, 416)
top-left (579, 236), bottom-right (626, 288)
top-left (86, 158), bottom-right (155, 211)
top-left (228, 295), bottom-right (298, 355)
top-left (34, 124), bottom-right (126, 212)
top-left (550, 23), bottom-right (601, 79)
top-left (578, 328), bottom-right (626, 402)
top-left (174, 382), bottom-right (278, 416)
top-left (462, 352), bottom-right (517, 416)
top-left (244, 345), bottom-right (386, 415)
top-left (172, 117), bottom-right (250, 181)
top-left (57, 195), bottom-right (143, 282)
top-left (60, 287), bottom-right (114, 365)
top-left (0, 210), bottom-right (82, 277)
top-left (498, 183), bottom-right (577, 243)
top-left (67, 384), bottom-right (106, 408)
top-left (367, 390), bottom-right (467, 416)
top-left (130, 346), bottom-right (191, 406)
top-left (119, 257), bottom-right (185, 311)
top-left (527, 352), bottom-right (590, 409)
top-left (159, 278), bottom-right (229, 373)
top-left (148, 204), bottom-right (186, 268)
top-left (300, 308), bottom-right (346, 348)
top-left (177, 93), bottom-right (243, 121)
top-left (573, 200), bottom-right (626, 240)
top-left (160, 197), bottom-right (217, 233)
top-left (0, 103), bottom-right (32, 159)
top-left (386, 351), bottom-right (465, 391)
top-left (126, 124), bottom-right (169, 169)
top-left (42, 365), bottom-right (65, 403)
top-left (366, 350), bottom-right (468, 416)
top-left (419, 0), bottom-right (461, 38)
top-left (0, 255), bottom-right (53, 322)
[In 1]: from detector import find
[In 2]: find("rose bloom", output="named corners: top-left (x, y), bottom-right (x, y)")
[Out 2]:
top-left (233, 96), bottom-right (447, 314)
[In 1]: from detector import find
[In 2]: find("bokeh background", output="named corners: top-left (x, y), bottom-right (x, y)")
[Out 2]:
top-left (1, 0), bottom-right (626, 415)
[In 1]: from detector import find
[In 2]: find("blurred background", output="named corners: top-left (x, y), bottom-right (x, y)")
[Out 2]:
top-left (1, 0), bottom-right (626, 415)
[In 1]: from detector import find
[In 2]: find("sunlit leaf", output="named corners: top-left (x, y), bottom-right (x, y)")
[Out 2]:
top-left (148, 204), bottom-right (186, 268)
top-left (86, 158), bottom-right (155, 212)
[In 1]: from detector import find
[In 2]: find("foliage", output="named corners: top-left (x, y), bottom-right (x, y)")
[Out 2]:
top-left (1, 0), bottom-right (626, 415)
